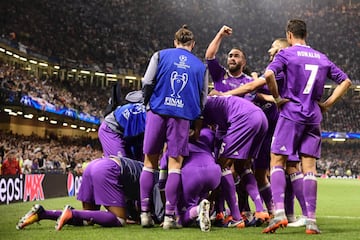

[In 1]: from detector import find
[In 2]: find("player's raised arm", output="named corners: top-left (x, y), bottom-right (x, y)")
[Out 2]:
top-left (205, 25), bottom-right (232, 60)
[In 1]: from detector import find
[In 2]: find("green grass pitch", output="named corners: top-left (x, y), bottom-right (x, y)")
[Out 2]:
top-left (1, 178), bottom-right (359, 240)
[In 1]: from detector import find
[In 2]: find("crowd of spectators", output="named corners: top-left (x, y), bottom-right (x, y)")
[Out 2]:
top-left (0, 0), bottom-right (359, 82)
top-left (321, 88), bottom-right (360, 132)
top-left (0, 0), bottom-right (359, 176)
top-left (1, 130), bottom-right (358, 178)
top-left (0, 62), bottom-right (134, 119)
top-left (0, 130), bottom-right (103, 175)
top-left (1, 60), bottom-right (359, 132)
top-left (318, 141), bottom-right (360, 178)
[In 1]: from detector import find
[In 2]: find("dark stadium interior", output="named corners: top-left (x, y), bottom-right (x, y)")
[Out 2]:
top-left (0, 0), bottom-right (359, 177)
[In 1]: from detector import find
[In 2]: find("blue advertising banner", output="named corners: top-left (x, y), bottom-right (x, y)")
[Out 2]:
top-left (20, 95), bottom-right (100, 125)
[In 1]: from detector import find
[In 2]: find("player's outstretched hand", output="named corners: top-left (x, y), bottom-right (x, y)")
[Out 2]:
top-left (318, 102), bottom-right (330, 113)
top-left (251, 72), bottom-right (259, 79)
top-left (208, 89), bottom-right (224, 96)
top-left (275, 97), bottom-right (290, 109)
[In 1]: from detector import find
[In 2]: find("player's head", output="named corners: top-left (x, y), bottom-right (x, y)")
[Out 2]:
top-left (174, 24), bottom-right (195, 50)
top-left (286, 19), bottom-right (307, 44)
top-left (268, 38), bottom-right (289, 62)
top-left (227, 47), bottom-right (246, 75)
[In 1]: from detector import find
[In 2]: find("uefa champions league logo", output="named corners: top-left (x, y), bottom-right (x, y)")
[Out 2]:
top-left (122, 103), bottom-right (145, 120)
top-left (170, 71), bottom-right (188, 98)
top-left (164, 71), bottom-right (186, 108)
top-left (179, 55), bottom-right (187, 64)
top-left (174, 55), bottom-right (190, 70)
top-left (164, 55), bottom-right (191, 108)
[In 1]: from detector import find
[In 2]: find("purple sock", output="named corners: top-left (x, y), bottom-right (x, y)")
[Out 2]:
top-left (72, 210), bottom-right (122, 227)
top-left (179, 206), bottom-right (197, 226)
top-left (41, 210), bottom-right (83, 226)
top-left (303, 172), bottom-right (317, 220)
top-left (215, 191), bottom-right (225, 213)
top-left (270, 166), bottom-right (286, 212)
top-left (40, 210), bottom-right (62, 220)
top-left (165, 170), bottom-right (181, 216)
top-left (140, 167), bottom-right (155, 212)
top-left (241, 169), bottom-right (264, 212)
top-left (290, 171), bottom-right (307, 217)
top-left (259, 183), bottom-right (273, 214)
top-left (221, 169), bottom-right (241, 220)
top-left (284, 174), bottom-right (294, 216)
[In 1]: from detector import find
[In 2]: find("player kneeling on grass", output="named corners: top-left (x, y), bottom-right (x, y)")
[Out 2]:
top-left (178, 128), bottom-right (222, 232)
top-left (158, 128), bottom-right (222, 232)
top-left (16, 155), bottom-right (163, 230)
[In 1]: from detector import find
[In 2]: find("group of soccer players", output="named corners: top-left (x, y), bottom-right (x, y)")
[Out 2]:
top-left (17, 19), bottom-right (351, 235)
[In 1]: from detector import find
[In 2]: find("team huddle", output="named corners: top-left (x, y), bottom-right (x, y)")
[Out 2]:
top-left (16, 19), bottom-right (351, 235)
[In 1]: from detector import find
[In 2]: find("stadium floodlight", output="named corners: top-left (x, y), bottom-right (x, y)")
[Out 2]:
top-left (125, 75), bottom-right (137, 80)
top-left (71, 124), bottom-right (77, 128)
top-left (24, 114), bottom-right (33, 119)
top-left (29, 60), bottom-right (38, 64)
top-left (8, 112), bottom-right (17, 116)
top-left (106, 74), bottom-right (117, 78)
top-left (0, 47), bottom-right (5, 52)
top-left (62, 122), bottom-right (68, 126)
top-left (80, 70), bottom-right (90, 74)
top-left (71, 69), bottom-right (77, 72)
top-left (19, 57), bottom-right (27, 61)
top-left (5, 51), bottom-right (13, 56)
top-left (17, 111), bottom-right (23, 115)
top-left (4, 108), bottom-right (12, 112)
top-left (332, 138), bottom-right (346, 142)
top-left (39, 62), bottom-right (48, 67)
top-left (50, 120), bottom-right (57, 124)
top-left (95, 72), bottom-right (105, 76)
top-left (54, 65), bottom-right (60, 69)
top-left (38, 116), bottom-right (45, 121)
top-left (13, 54), bottom-right (19, 59)
top-left (79, 126), bottom-right (86, 130)
top-left (107, 78), bottom-right (117, 82)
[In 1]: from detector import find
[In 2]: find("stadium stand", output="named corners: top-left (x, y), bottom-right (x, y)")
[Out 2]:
top-left (0, 0), bottom-right (359, 177)
top-left (0, 130), bottom-right (103, 175)
top-left (0, 0), bottom-right (358, 80)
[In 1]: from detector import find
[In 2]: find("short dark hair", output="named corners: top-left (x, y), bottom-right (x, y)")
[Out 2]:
top-left (174, 24), bottom-right (194, 46)
top-left (229, 47), bottom-right (247, 60)
top-left (286, 19), bottom-right (307, 39)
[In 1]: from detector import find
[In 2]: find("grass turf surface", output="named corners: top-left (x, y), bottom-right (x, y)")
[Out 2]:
top-left (1, 178), bottom-right (359, 240)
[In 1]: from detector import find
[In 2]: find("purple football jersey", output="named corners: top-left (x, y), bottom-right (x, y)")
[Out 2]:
top-left (207, 58), bottom-right (255, 101)
top-left (203, 95), bottom-right (262, 130)
top-left (267, 44), bottom-right (348, 124)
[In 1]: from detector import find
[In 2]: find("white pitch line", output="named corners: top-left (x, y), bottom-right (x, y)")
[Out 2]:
top-left (320, 216), bottom-right (360, 220)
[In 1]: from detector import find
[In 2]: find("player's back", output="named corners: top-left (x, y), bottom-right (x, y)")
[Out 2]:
top-left (284, 45), bottom-right (330, 101)
top-left (115, 103), bottom-right (146, 138)
top-left (269, 45), bottom-right (347, 124)
top-left (203, 95), bottom-right (263, 130)
top-left (150, 48), bottom-right (206, 120)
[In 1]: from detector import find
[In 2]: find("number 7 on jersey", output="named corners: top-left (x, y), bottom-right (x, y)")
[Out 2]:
top-left (303, 64), bottom-right (319, 94)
